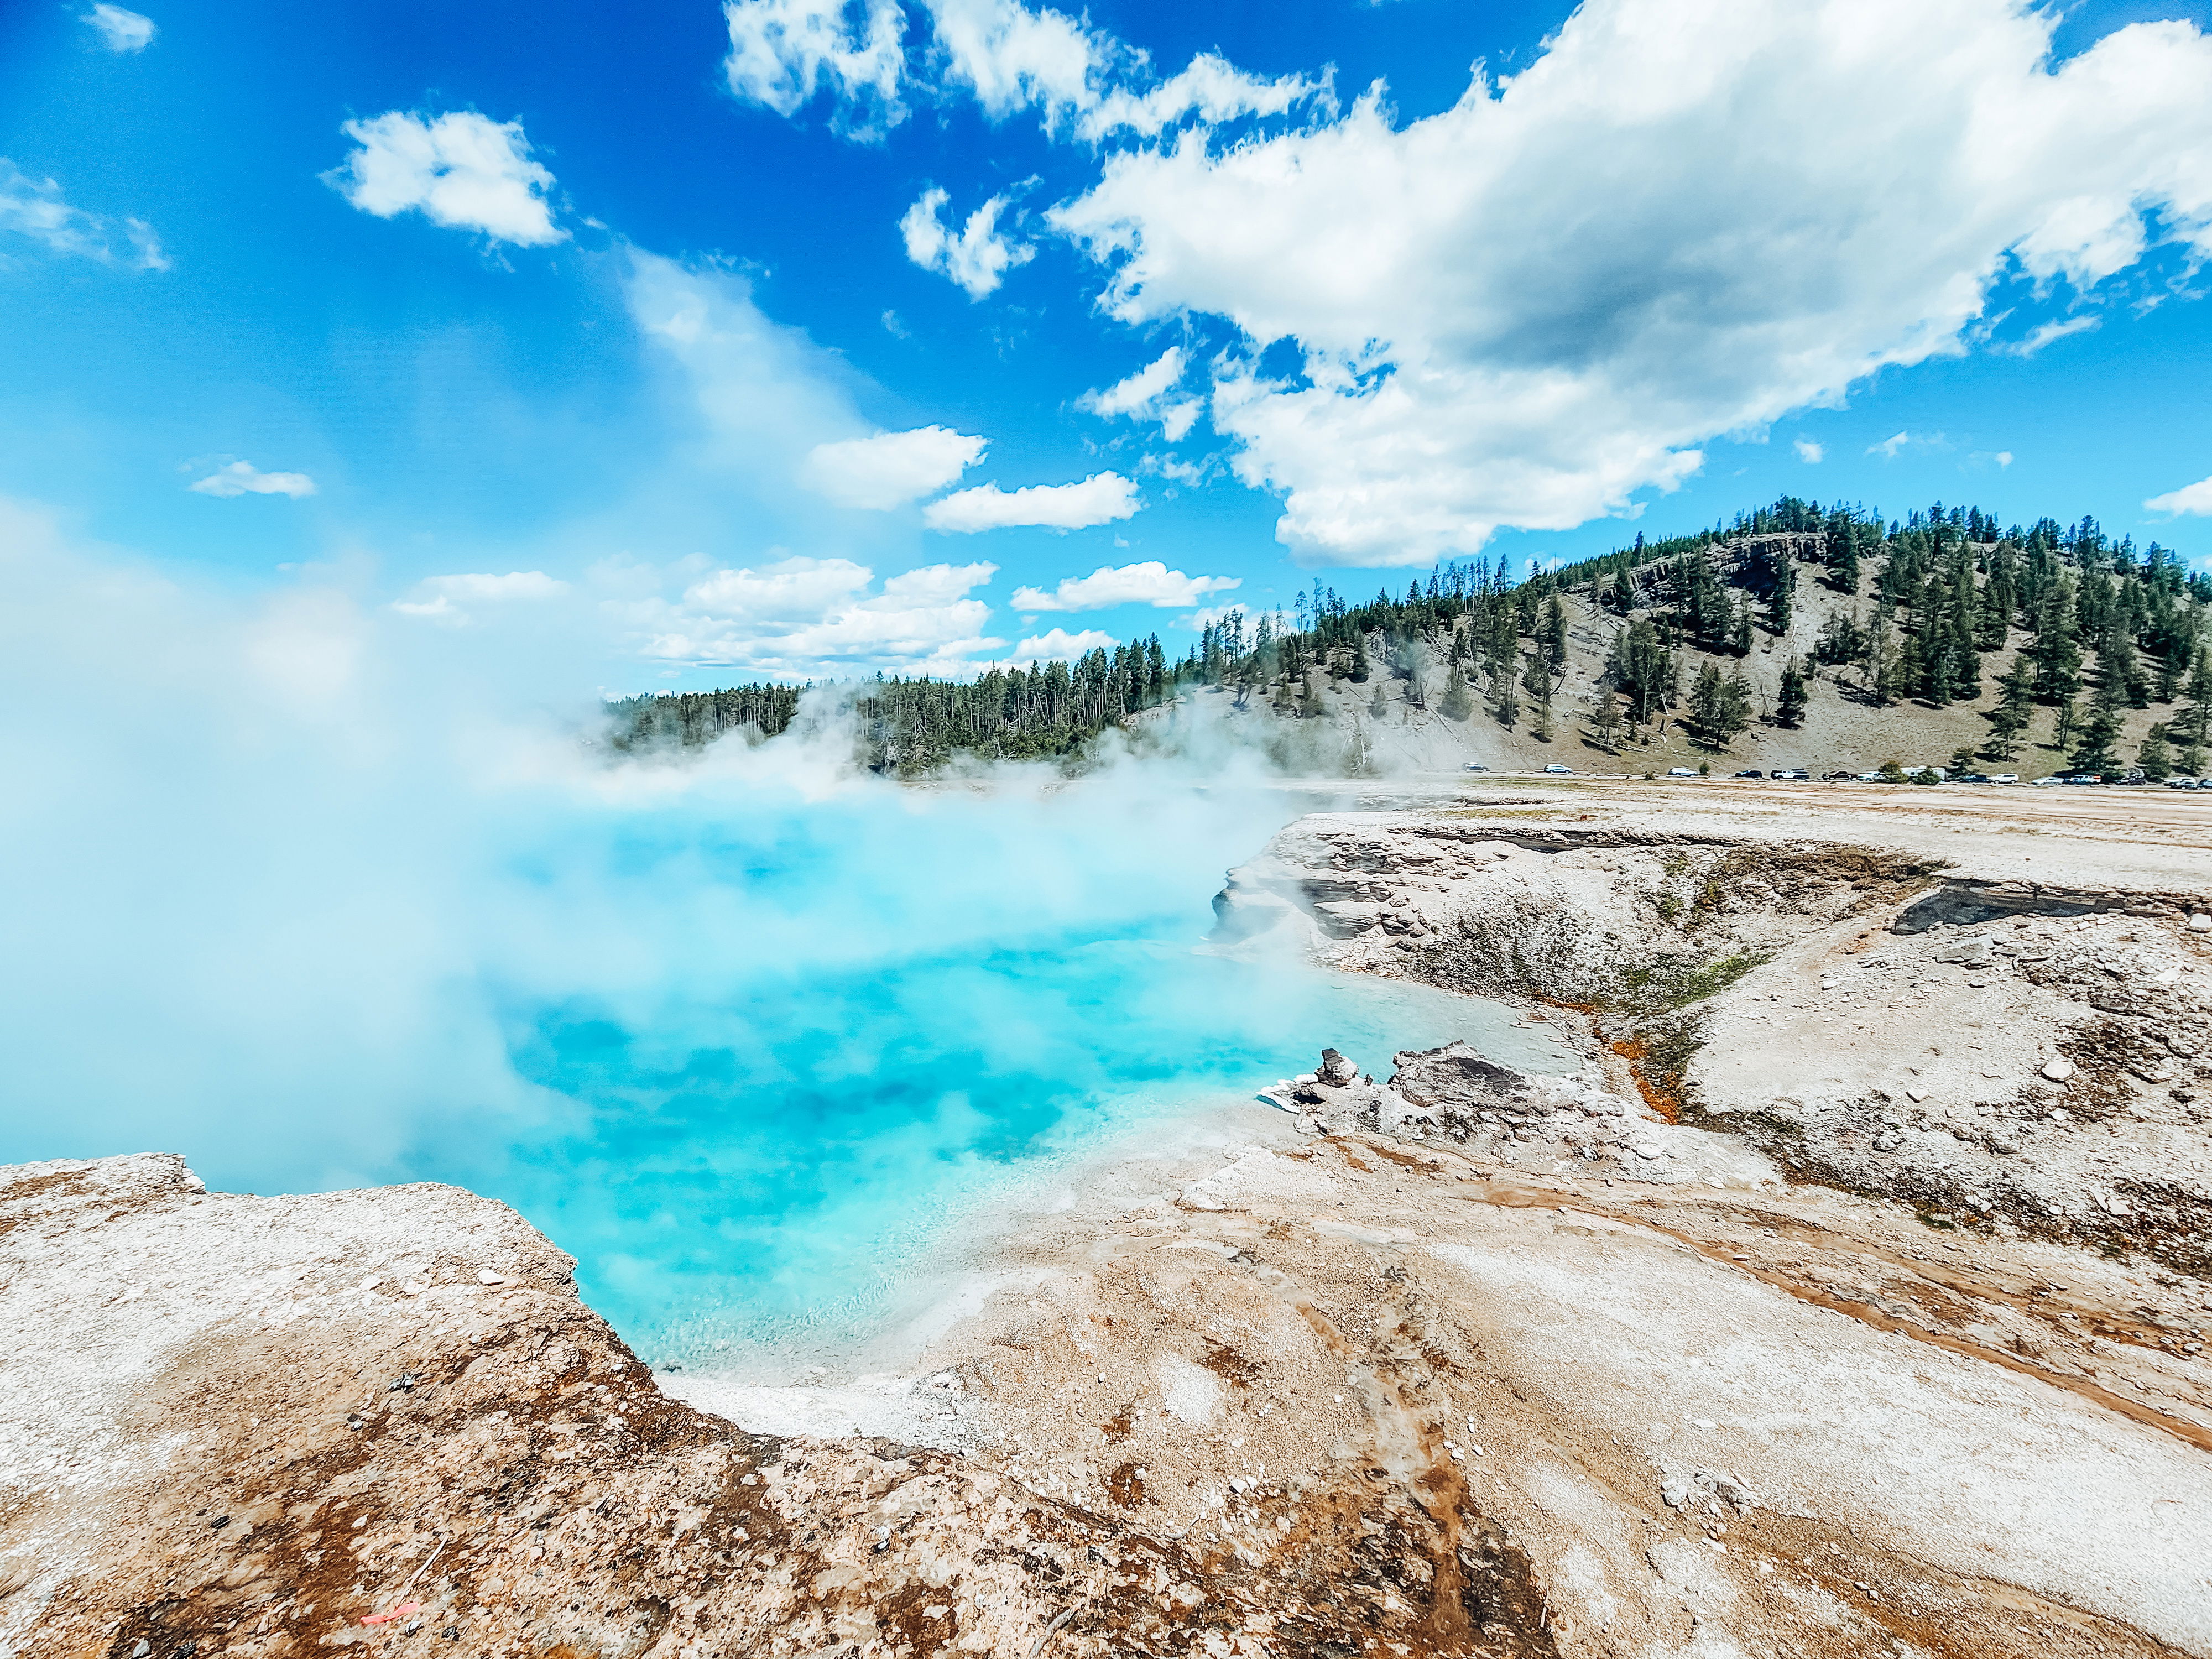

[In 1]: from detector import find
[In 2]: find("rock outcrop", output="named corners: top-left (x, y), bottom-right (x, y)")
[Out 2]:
top-left (1221, 807), bottom-right (2212, 1270)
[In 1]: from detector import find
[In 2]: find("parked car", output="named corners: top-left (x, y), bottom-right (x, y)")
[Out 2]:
top-left (1856, 770), bottom-right (1887, 782)
top-left (2031, 775), bottom-right (2063, 785)
top-left (1771, 768), bottom-right (1810, 780)
top-left (1463, 763), bottom-right (1488, 772)
top-left (2063, 774), bottom-right (2100, 785)
top-left (1543, 764), bottom-right (1573, 775)
top-left (1667, 766), bottom-right (1699, 778)
top-left (1958, 772), bottom-right (1992, 784)
top-left (1734, 768), bottom-right (1764, 778)
top-left (2166, 776), bottom-right (2198, 789)
top-left (1991, 773), bottom-right (2020, 784)
top-left (1822, 770), bottom-right (1856, 781)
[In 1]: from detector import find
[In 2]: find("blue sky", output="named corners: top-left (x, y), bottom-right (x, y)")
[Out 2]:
top-left (5, 0), bottom-right (2212, 690)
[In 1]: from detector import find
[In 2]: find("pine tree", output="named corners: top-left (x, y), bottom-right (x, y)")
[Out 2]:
top-left (1776, 658), bottom-right (1808, 728)
top-left (2068, 695), bottom-right (2125, 774)
top-left (1440, 662), bottom-right (1473, 720)
top-left (1591, 690), bottom-right (1624, 752)
top-left (1685, 662), bottom-right (1752, 750)
top-left (2138, 727), bottom-right (2173, 781)
top-left (1490, 662), bottom-right (1520, 728)
top-left (1985, 653), bottom-right (2036, 758)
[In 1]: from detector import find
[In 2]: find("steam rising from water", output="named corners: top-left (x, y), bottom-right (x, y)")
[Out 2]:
top-left (1, 506), bottom-right (1558, 1361)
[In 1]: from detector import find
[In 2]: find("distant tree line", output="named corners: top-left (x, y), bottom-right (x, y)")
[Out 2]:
top-left (606, 495), bottom-right (2210, 776)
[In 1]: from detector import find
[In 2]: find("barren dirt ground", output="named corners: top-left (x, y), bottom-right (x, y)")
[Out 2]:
top-left (5, 782), bottom-right (2210, 1659)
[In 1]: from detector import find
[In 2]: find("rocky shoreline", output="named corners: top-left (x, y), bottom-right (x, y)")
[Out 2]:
top-left (7, 787), bottom-right (2211, 1659)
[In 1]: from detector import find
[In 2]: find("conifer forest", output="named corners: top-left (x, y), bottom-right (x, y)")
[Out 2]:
top-left (606, 499), bottom-right (2212, 778)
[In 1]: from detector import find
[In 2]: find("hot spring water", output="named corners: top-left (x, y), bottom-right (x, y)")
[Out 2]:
top-left (477, 931), bottom-right (1566, 1370)
top-left (7, 713), bottom-right (1569, 1373)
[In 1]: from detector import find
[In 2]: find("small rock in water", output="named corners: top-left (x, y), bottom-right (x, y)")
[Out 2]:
top-left (2041, 1057), bottom-right (2077, 1082)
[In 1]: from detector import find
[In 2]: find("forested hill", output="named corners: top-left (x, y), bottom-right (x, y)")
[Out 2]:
top-left (606, 499), bottom-right (2212, 779)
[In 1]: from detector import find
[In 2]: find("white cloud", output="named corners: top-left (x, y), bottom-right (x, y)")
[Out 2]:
top-left (187, 460), bottom-right (316, 499)
top-left (1793, 438), bottom-right (1823, 463)
top-left (2000, 315), bottom-right (2101, 357)
top-left (923, 0), bottom-right (1099, 123)
top-left (326, 111), bottom-right (565, 248)
top-left (85, 4), bottom-right (155, 53)
top-left (619, 555), bottom-right (1003, 675)
top-left (1077, 346), bottom-right (1202, 441)
top-left (1171, 603), bottom-right (1244, 632)
top-left (723, 0), bottom-right (1334, 140)
top-left (392, 571), bottom-right (568, 624)
top-left (624, 252), bottom-right (873, 483)
top-left (924, 471), bottom-right (1141, 531)
top-left (900, 187), bottom-right (1032, 298)
top-left (1077, 53), bottom-right (1329, 140)
top-left (1995, 450), bottom-right (2013, 468)
top-left (0, 158), bottom-right (167, 270)
top-left (1049, 0), bottom-right (2212, 565)
top-left (2146, 475), bottom-right (2212, 517)
top-left (799, 425), bottom-right (988, 508)
top-left (1869, 431), bottom-right (1912, 460)
top-left (1010, 626), bottom-right (1115, 661)
top-left (723, 0), bottom-right (907, 136)
top-left (1011, 560), bottom-right (1238, 611)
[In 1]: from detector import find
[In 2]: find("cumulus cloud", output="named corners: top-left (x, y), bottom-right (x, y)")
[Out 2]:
top-left (723, 0), bottom-right (907, 136)
top-left (923, 0), bottom-right (1099, 122)
top-left (393, 571), bottom-right (569, 624)
top-left (326, 111), bottom-right (565, 248)
top-left (2146, 475), bottom-right (2212, 517)
top-left (616, 555), bottom-right (1002, 675)
top-left (1077, 53), bottom-right (1329, 140)
top-left (901, 187), bottom-right (1032, 298)
top-left (1050, 0), bottom-right (2212, 565)
top-left (84, 4), bottom-right (155, 53)
top-left (1869, 432), bottom-right (1912, 460)
top-left (724, 0), bottom-right (1335, 140)
top-left (924, 471), bottom-right (1140, 531)
top-left (1010, 626), bottom-right (1116, 661)
top-left (799, 425), bottom-right (988, 508)
top-left (187, 460), bottom-right (316, 499)
top-left (1011, 560), bottom-right (1238, 611)
top-left (1793, 439), bottom-right (1823, 463)
top-left (0, 158), bottom-right (167, 270)
top-left (1077, 347), bottom-right (1202, 442)
top-left (723, 0), bottom-right (1096, 129)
